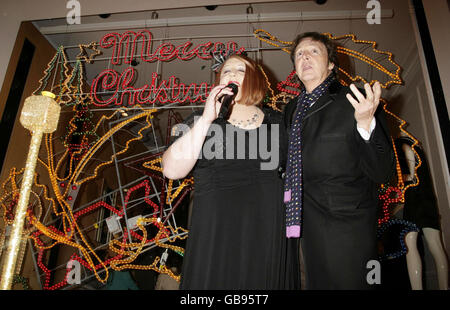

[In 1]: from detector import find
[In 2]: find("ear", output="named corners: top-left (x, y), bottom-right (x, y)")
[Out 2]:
top-left (328, 62), bottom-right (335, 71)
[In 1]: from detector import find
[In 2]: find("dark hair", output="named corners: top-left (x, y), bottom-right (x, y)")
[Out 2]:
top-left (215, 54), bottom-right (267, 107)
top-left (290, 32), bottom-right (339, 76)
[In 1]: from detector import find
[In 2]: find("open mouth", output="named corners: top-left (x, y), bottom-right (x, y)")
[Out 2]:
top-left (228, 81), bottom-right (241, 87)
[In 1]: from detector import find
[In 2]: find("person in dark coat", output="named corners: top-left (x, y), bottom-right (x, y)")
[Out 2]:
top-left (283, 32), bottom-right (394, 289)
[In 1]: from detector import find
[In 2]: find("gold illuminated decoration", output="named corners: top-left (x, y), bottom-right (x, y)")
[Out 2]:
top-left (108, 217), bottom-right (188, 282)
top-left (0, 167), bottom-right (53, 268)
top-left (258, 64), bottom-right (295, 111)
top-left (30, 106), bottom-right (158, 284)
top-left (28, 54), bottom-right (187, 284)
top-left (26, 101), bottom-right (189, 284)
top-left (253, 29), bottom-right (403, 88)
top-left (140, 157), bottom-right (194, 205)
top-left (76, 42), bottom-right (102, 64)
top-left (253, 29), bottom-right (292, 53)
top-left (1, 41), bottom-right (193, 288)
top-left (1, 92), bottom-right (61, 290)
top-left (381, 98), bottom-right (422, 200)
top-left (1, 107), bottom-right (189, 284)
top-left (165, 177), bottom-right (194, 205)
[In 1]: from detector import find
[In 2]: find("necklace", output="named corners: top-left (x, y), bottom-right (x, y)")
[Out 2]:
top-left (229, 113), bottom-right (260, 128)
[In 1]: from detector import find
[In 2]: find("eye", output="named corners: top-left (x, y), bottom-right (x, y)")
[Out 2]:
top-left (312, 49), bottom-right (319, 54)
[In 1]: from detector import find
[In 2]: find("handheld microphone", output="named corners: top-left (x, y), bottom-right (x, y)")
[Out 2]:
top-left (217, 83), bottom-right (239, 120)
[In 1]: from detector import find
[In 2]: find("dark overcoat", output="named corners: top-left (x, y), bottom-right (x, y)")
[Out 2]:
top-left (283, 79), bottom-right (395, 289)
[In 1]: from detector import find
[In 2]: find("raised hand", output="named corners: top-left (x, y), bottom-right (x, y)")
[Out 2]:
top-left (346, 82), bottom-right (381, 132)
top-left (202, 84), bottom-right (235, 124)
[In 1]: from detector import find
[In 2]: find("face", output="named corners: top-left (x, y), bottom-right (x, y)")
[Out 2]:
top-left (294, 38), bottom-right (334, 91)
top-left (219, 57), bottom-right (246, 101)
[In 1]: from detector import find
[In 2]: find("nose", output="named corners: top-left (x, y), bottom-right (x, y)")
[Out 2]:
top-left (302, 51), bottom-right (311, 60)
top-left (230, 70), bottom-right (237, 76)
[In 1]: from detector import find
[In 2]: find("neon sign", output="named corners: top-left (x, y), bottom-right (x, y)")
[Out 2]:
top-left (91, 30), bottom-right (244, 106)
top-left (91, 67), bottom-right (212, 106)
top-left (100, 29), bottom-right (245, 65)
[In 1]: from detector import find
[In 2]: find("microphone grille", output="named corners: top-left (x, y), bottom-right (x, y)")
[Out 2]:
top-left (228, 83), bottom-right (239, 94)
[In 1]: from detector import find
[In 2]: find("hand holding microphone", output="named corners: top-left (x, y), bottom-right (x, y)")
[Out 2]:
top-left (217, 82), bottom-right (239, 120)
top-left (202, 82), bottom-right (239, 124)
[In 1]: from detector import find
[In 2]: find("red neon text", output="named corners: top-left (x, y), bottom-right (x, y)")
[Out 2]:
top-left (90, 67), bottom-right (213, 107)
top-left (100, 29), bottom-right (245, 65)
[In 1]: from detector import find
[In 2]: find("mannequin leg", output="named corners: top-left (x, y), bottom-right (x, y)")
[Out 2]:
top-left (405, 231), bottom-right (423, 290)
top-left (422, 227), bottom-right (449, 290)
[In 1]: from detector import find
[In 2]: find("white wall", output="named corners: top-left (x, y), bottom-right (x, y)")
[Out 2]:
top-left (422, 0), bottom-right (450, 117)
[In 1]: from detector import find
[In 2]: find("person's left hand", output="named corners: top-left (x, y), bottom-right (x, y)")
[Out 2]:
top-left (346, 82), bottom-right (381, 132)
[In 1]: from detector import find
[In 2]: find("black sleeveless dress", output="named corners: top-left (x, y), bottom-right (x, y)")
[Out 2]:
top-left (171, 107), bottom-right (300, 290)
top-left (395, 137), bottom-right (440, 230)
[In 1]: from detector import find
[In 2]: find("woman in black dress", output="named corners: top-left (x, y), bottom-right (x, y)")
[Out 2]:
top-left (162, 54), bottom-right (300, 289)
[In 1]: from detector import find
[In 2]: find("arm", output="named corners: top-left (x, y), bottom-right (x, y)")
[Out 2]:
top-left (162, 84), bottom-right (233, 180)
top-left (162, 115), bottom-right (212, 179)
top-left (402, 143), bottom-right (416, 181)
top-left (356, 105), bottom-right (395, 183)
top-left (346, 82), bottom-right (394, 183)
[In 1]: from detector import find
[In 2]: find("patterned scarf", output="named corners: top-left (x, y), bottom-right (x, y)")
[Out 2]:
top-left (284, 74), bottom-right (335, 238)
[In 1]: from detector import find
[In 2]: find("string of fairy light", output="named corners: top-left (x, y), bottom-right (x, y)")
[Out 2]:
top-left (1, 41), bottom-right (192, 288)
top-left (253, 29), bottom-right (403, 90)
top-left (27, 106), bottom-right (187, 285)
top-left (0, 168), bottom-right (47, 279)
top-left (1, 29), bottom-right (425, 288)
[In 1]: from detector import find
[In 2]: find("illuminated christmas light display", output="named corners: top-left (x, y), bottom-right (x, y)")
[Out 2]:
top-left (1, 92), bottom-right (61, 290)
top-left (0, 26), bottom-right (425, 289)
top-left (91, 69), bottom-right (213, 107)
top-left (100, 30), bottom-right (245, 65)
top-left (253, 29), bottom-right (403, 91)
